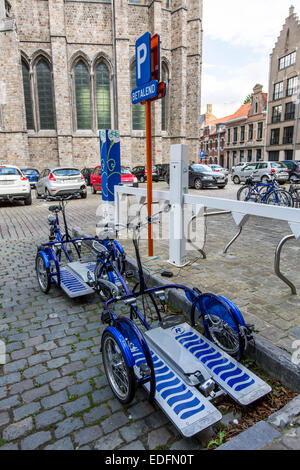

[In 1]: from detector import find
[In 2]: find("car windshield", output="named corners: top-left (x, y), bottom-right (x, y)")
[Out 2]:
top-left (53, 169), bottom-right (81, 176)
top-left (121, 167), bottom-right (132, 175)
top-left (270, 163), bottom-right (287, 169)
top-left (0, 167), bottom-right (21, 176)
top-left (191, 164), bottom-right (213, 173)
top-left (21, 169), bottom-right (39, 175)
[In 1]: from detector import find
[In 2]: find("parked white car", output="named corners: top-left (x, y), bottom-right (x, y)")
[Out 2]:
top-left (36, 167), bottom-right (87, 198)
top-left (0, 164), bottom-right (32, 205)
top-left (231, 161), bottom-right (289, 185)
top-left (208, 164), bottom-right (229, 176)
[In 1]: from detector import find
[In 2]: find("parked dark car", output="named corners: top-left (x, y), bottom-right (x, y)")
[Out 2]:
top-left (164, 164), bottom-right (228, 189)
top-left (156, 163), bottom-right (169, 181)
top-left (131, 165), bottom-right (159, 183)
top-left (189, 164), bottom-right (228, 189)
top-left (281, 160), bottom-right (300, 183)
top-left (81, 167), bottom-right (94, 186)
top-left (21, 168), bottom-right (40, 188)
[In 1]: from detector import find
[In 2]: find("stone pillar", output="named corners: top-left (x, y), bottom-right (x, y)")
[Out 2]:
top-left (0, 1), bottom-right (29, 166)
top-left (170, 0), bottom-right (187, 147)
top-left (186, 0), bottom-right (202, 162)
top-left (114, 0), bottom-right (131, 166)
top-left (48, 0), bottom-right (73, 166)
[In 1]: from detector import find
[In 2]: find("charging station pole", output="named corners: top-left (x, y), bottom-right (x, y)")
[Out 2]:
top-left (145, 100), bottom-right (153, 256)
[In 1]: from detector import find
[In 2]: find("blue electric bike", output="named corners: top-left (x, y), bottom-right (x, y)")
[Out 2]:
top-left (97, 216), bottom-right (271, 437)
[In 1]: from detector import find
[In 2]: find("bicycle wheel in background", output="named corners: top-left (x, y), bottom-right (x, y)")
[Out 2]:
top-left (237, 185), bottom-right (259, 202)
top-left (266, 190), bottom-right (293, 207)
top-left (197, 294), bottom-right (245, 361)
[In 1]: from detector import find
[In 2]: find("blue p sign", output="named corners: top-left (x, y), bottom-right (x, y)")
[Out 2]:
top-left (136, 32), bottom-right (151, 87)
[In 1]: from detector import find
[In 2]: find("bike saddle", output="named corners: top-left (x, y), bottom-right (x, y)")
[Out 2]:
top-left (48, 205), bottom-right (61, 213)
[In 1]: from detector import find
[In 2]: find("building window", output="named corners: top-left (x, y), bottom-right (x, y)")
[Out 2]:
top-left (272, 105), bottom-right (282, 123)
top-left (283, 126), bottom-right (294, 144)
top-left (273, 81), bottom-right (283, 100)
top-left (255, 101), bottom-right (258, 114)
top-left (287, 76), bottom-right (298, 97)
top-left (161, 62), bottom-right (169, 131)
top-left (128, 0), bottom-right (148, 5)
top-left (21, 60), bottom-right (34, 130)
top-left (74, 60), bottom-right (91, 130)
top-left (95, 61), bottom-right (111, 130)
top-left (232, 151), bottom-right (237, 166)
top-left (268, 151), bottom-right (279, 161)
top-left (227, 129), bottom-right (231, 144)
top-left (279, 51), bottom-right (296, 70)
top-left (131, 63), bottom-right (145, 130)
top-left (233, 127), bottom-right (238, 143)
top-left (256, 149), bottom-right (262, 161)
top-left (248, 124), bottom-right (253, 141)
top-left (21, 55), bottom-right (56, 131)
top-left (270, 128), bottom-right (280, 145)
top-left (36, 59), bottom-right (55, 130)
top-left (285, 150), bottom-right (293, 160)
top-left (221, 138), bottom-right (224, 150)
top-left (257, 122), bottom-right (263, 140)
top-left (285, 102), bottom-right (295, 121)
top-left (247, 150), bottom-right (252, 162)
top-left (240, 150), bottom-right (244, 162)
top-left (240, 126), bottom-right (245, 142)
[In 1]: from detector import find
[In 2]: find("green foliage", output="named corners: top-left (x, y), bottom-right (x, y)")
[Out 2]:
top-left (244, 93), bottom-right (253, 104)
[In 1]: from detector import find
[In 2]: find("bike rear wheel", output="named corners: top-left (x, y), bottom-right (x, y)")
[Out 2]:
top-left (266, 190), bottom-right (293, 207)
top-left (237, 186), bottom-right (259, 202)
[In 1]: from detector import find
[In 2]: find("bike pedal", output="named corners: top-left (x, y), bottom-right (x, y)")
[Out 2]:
top-left (125, 270), bottom-right (134, 278)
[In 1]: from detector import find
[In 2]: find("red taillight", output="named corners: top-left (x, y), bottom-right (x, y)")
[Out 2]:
top-left (144, 170), bottom-right (147, 174)
top-left (20, 175), bottom-right (28, 181)
top-left (49, 172), bottom-right (56, 181)
top-left (271, 168), bottom-right (276, 174)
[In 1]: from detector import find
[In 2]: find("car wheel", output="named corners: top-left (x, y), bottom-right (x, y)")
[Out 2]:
top-left (140, 176), bottom-right (146, 183)
top-left (91, 185), bottom-right (96, 194)
top-left (218, 185), bottom-right (226, 189)
top-left (194, 178), bottom-right (203, 190)
top-left (233, 175), bottom-right (240, 185)
top-left (24, 192), bottom-right (32, 206)
top-left (81, 192), bottom-right (87, 199)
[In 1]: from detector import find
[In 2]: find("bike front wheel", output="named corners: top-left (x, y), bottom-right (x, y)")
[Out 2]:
top-left (200, 295), bottom-right (245, 360)
top-left (237, 185), bottom-right (259, 202)
top-left (101, 330), bottom-right (136, 404)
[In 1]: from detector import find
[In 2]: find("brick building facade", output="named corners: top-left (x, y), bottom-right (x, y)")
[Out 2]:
top-left (266, 5), bottom-right (300, 161)
top-left (200, 84), bottom-right (267, 168)
top-left (0, 0), bottom-right (203, 170)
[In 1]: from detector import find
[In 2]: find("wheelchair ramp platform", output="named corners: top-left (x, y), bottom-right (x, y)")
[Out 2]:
top-left (145, 324), bottom-right (271, 406)
top-left (131, 345), bottom-right (222, 437)
top-left (59, 265), bottom-right (94, 298)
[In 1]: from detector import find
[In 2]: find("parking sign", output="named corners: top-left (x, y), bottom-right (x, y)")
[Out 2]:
top-left (135, 32), bottom-right (151, 86)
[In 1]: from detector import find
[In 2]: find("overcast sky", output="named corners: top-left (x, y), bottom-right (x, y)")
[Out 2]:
top-left (201, 0), bottom-right (300, 118)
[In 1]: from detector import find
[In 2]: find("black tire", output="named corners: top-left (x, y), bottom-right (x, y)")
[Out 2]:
top-left (81, 192), bottom-right (87, 199)
top-left (35, 253), bottom-right (51, 294)
top-left (218, 185), bottom-right (226, 189)
top-left (101, 330), bottom-right (136, 404)
top-left (194, 178), bottom-right (203, 190)
top-left (233, 175), bottom-right (240, 185)
top-left (266, 190), bottom-right (293, 207)
top-left (203, 313), bottom-right (244, 361)
top-left (261, 175), bottom-right (270, 183)
top-left (140, 176), bottom-right (146, 183)
top-left (94, 263), bottom-right (115, 302)
top-left (237, 186), bottom-right (257, 202)
top-left (24, 192), bottom-right (32, 206)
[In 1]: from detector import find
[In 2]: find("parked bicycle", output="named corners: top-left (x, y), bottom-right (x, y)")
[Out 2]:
top-left (288, 184), bottom-right (300, 208)
top-left (237, 174), bottom-right (293, 207)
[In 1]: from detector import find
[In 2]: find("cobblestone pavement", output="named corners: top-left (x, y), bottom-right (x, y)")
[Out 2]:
top-left (0, 183), bottom-right (300, 450)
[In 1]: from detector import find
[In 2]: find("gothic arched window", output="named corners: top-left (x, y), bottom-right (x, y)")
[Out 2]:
top-left (95, 61), bottom-right (111, 130)
top-left (36, 58), bottom-right (55, 130)
top-left (74, 60), bottom-right (91, 130)
top-left (131, 62), bottom-right (145, 130)
top-left (21, 59), bottom-right (34, 130)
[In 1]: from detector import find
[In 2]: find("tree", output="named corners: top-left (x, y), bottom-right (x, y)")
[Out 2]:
top-left (244, 93), bottom-right (253, 104)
